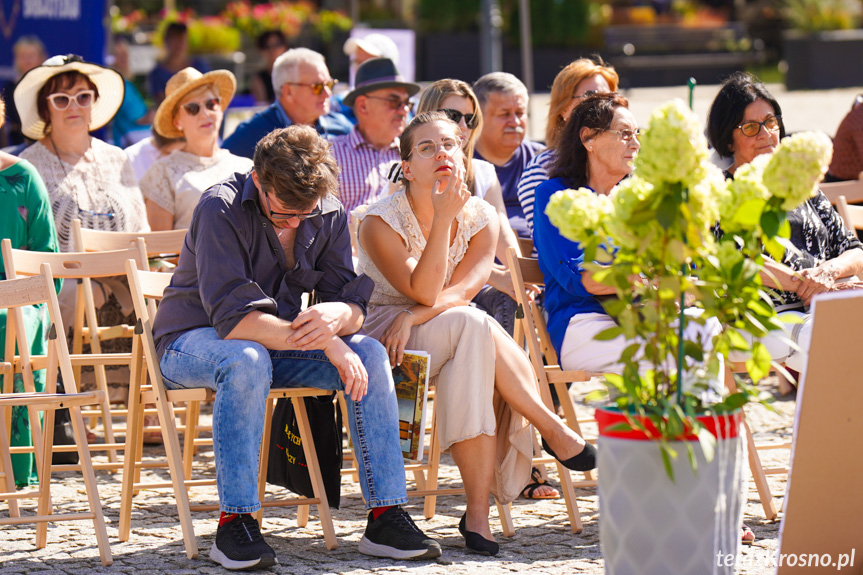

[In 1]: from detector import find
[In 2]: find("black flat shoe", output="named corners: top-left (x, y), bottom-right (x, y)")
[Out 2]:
top-left (458, 514), bottom-right (499, 556)
top-left (541, 438), bottom-right (597, 472)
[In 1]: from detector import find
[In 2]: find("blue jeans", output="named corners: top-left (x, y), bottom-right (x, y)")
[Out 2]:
top-left (159, 328), bottom-right (408, 514)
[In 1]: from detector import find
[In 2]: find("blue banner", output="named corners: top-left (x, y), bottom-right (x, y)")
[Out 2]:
top-left (0, 0), bottom-right (106, 83)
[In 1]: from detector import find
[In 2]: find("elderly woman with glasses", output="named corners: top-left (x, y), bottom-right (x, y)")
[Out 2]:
top-left (355, 111), bottom-right (596, 556)
top-left (140, 68), bottom-right (252, 231)
top-left (517, 58), bottom-right (619, 236)
top-left (707, 72), bottom-right (863, 384)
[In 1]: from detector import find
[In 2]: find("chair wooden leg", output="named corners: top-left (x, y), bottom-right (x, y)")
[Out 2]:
top-left (293, 396), bottom-right (337, 550)
top-left (724, 366), bottom-right (778, 520)
top-left (255, 396), bottom-right (276, 527)
top-left (496, 500), bottom-right (514, 537)
top-left (422, 409), bottom-right (440, 520)
top-left (158, 395), bottom-right (199, 558)
top-left (119, 336), bottom-right (146, 542)
top-left (183, 400), bottom-right (201, 479)
top-left (0, 409), bottom-right (20, 517)
top-left (557, 460), bottom-right (584, 534)
top-left (35, 406), bottom-right (55, 550)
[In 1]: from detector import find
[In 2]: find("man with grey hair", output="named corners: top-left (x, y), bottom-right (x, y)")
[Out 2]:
top-left (223, 48), bottom-right (352, 159)
top-left (473, 72), bottom-right (544, 239)
top-left (1, 35), bottom-right (47, 148)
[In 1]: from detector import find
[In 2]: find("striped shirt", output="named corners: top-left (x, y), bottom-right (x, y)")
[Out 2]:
top-left (516, 149), bottom-right (556, 236)
top-left (330, 127), bottom-right (400, 217)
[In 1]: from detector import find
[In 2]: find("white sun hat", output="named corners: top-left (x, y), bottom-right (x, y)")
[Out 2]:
top-left (14, 54), bottom-right (125, 140)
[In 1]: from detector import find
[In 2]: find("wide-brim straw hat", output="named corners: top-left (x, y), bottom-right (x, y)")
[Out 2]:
top-left (14, 54), bottom-right (125, 140)
top-left (343, 58), bottom-right (420, 108)
top-left (153, 67), bottom-right (236, 139)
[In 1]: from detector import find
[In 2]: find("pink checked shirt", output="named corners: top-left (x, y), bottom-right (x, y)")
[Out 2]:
top-left (331, 126), bottom-right (400, 217)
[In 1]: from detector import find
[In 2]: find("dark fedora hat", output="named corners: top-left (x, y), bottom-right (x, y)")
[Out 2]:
top-left (343, 57), bottom-right (421, 108)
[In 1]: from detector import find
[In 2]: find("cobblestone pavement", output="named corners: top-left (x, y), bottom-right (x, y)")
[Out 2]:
top-left (1, 377), bottom-right (794, 574)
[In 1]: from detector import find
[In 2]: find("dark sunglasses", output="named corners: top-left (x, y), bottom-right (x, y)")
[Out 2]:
top-left (439, 108), bottom-right (478, 130)
top-left (265, 193), bottom-right (322, 222)
top-left (181, 98), bottom-right (221, 116)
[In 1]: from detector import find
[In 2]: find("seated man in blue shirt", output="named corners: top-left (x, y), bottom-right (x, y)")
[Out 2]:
top-left (153, 125), bottom-right (441, 570)
top-left (223, 48), bottom-right (353, 159)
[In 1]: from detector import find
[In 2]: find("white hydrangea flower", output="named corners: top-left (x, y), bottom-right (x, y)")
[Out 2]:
top-left (762, 131), bottom-right (833, 211)
top-left (634, 99), bottom-right (710, 190)
top-left (545, 187), bottom-right (612, 246)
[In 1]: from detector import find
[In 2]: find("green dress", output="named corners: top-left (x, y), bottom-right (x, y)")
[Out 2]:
top-left (0, 159), bottom-right (60, 487)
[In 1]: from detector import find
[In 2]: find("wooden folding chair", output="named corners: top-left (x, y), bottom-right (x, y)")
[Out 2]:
top-left (121, 262), bottom-right (337, 559)
top-left (821, 176), bottom-right (863, 205)
top-left (2, 238), bottom-right (149, 469)
top-left (0, 265), bottom-right (112, 565)
top-left (837, 194), bottom-right (863, 234)
top-left (505, 247), bottom-right (599, 534)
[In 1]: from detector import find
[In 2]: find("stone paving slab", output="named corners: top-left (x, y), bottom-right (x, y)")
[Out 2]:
top-left (0, 380), bottom-right (794, 574)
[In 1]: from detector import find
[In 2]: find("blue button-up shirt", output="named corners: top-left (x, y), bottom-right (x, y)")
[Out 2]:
top-left (153, 170), bottom-right (373, 358)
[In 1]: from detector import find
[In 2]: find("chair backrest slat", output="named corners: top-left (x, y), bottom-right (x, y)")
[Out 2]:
top-left (73, 219), bottom-right (187, 257)
top-left (837, 195), bottom-right (863, 232)
top-left (0, 274), bottom-right (52, 308)
top-left (2, 238), bottom-right (148, 279)
top-left (822, 179), bottom-right (863, 205)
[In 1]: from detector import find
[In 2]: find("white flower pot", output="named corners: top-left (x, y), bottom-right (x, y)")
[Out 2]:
top-left (597, 408), bottom-right (746, 575)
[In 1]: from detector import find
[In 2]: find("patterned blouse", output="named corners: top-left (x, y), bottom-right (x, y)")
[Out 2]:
top-left (139, 149), bottom-right (252, 230)
top-left (721, 169), bottom-right (863, 309)
top-left (20, 138), bottom-right (149, 253)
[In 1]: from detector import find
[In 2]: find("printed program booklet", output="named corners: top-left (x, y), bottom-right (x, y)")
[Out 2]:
top-left (393, 350), bottom-right (430, 462)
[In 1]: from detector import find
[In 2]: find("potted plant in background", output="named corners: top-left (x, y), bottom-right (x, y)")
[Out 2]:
top-left (781, 0), bottom-right (863, 89)
top-left (545, 100), bottom-right (832, 574)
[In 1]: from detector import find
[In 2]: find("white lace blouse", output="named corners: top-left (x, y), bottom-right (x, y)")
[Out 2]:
top-left (354, 189), bottom-right (494, 307)
top-left (140, 149), bottom-right (253, 230)
top-left (20, 138), bottom-right (149, 253)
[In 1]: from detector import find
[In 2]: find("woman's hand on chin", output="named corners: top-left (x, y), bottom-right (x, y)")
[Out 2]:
top-left (431, 164), bottom-right (470, 225)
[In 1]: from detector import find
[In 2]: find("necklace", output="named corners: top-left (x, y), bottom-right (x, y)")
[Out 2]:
top-left (405, 189), bottom-right (430, 234)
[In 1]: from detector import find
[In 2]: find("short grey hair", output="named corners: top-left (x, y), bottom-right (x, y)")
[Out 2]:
top-left (14, 35), bottom-right (46, 57)
top-left (473, 72), bottom-right (528, 108)
top-left (272, 48), bottom-right (327, 94)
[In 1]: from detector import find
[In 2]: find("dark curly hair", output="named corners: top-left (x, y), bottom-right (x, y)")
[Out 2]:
top-left (707, 72), bottom-right (785, 159)
top-left (253, 124), bottom-right (340, 205)
top-left (549, 92), bottom-right (629, 189)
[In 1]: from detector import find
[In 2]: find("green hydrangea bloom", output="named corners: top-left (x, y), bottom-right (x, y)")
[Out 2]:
top-left (762, 131), bottom-right (833, 211)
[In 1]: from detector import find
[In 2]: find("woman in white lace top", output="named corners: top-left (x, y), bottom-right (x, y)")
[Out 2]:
top-left (141, 67), bottom-right (252, 230)
top-left (354, 112), bottom-right (595, 556)
top-left (16, 55), bottom-right (149, 254)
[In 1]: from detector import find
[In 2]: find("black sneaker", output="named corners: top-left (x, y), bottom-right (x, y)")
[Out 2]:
top-left (358, 507), bottom-right (442, 560)
top-left (210, 514), bottom-right (278, 571)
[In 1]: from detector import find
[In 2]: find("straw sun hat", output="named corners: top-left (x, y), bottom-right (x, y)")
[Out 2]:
top-left (14, 54), bottom-right (125, 140)
top-left (153, 67), bottom-right (236, 139)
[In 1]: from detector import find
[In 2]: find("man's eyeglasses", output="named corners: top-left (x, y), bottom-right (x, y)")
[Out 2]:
top-left (438, 108), bottom-right (478, 130)
top-left (603, 128), bottom-right (640, 142)
top-left (264, 193), bottom-right (322, 222)
top-left (181, 97), bottom-right (220, 116)
top-left (288, 80), bottom-right (338, 96)
top-left (365, 95), bottom-right (414, 113)
top-left (410, 137), bottom-right (462, 159)
top-left (737, 116), bottom-right (781, 137)
top-left (47, 90), bottom-right (95, 111)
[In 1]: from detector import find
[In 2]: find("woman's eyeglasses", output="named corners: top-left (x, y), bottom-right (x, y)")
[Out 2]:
top-left (265, 193), bottom-right (322, 222)
top-left (737, 116), bottom-right (781, 137)
top-left (287, 80), bottom-right (338, 96)
top-left (410, 137), bottom-right (462, 159)
top-left (573, 90), bottom-right (598, 100)
top-left (181, 98), bottom-right (221, 116)
top-left (438, 108), bottom-right (478, 130)
top-left (47, 90), bottom-right (95, 111)
top-left (603, 128), bottom-right (640, 142)
top-left (365, 95), bottom-right (414, 112)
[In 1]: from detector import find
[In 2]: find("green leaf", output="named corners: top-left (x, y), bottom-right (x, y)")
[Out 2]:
top-left (683, 340), bottom-right (704, 362)
top-left (657, 195), bottom-right (678, 229)
top-left (760, 210), bottom-right (780, 238)
top-left (584, 389), bottom-right (609, 403)
top-left (722, 391), bottom-right (750, 410)
top-left (594, 326), bottom-right (624, 341)
top-left (697, 427), bottom-right (716, 464)
top-left (685, 441), bottom-right (698, 474)
top-left (746, 341), bottom-right (771, 383)
top-left (764, 237), bottom-right (786, 262)
top-left (660, 443), bottom-right (676, 482)
top-left (734, 199), bottom-right (766, 227)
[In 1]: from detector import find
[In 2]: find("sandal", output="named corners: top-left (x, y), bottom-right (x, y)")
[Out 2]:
top-left (741, 524), bottom-right (755, 545)
top-left (521, 467), bottom-right (560, 500)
